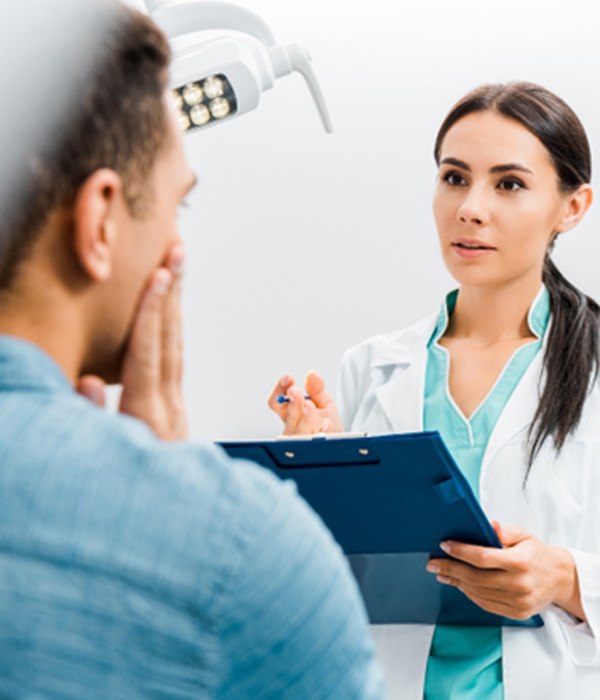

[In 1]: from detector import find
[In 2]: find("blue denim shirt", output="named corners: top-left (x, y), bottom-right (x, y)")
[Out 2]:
top-left (0, 336), bottom-right (384, 699)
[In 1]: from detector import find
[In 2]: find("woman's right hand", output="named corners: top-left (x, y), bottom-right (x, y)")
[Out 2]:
top-left (268, 370), bottom-right (344, 435)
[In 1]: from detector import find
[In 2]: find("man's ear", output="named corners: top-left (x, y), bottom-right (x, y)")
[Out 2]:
top-left (72, 168), bottom-right (125, 282)
top-left (556, 184), bottom-right (593, 235)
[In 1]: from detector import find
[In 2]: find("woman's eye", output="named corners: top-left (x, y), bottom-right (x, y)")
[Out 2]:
top-left (442, 171), bottom-right (466, 187)
top-left (498, 178), bottom-right (525, 192)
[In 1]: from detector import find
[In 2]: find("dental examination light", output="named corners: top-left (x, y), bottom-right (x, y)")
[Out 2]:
top-left (143, 0), bottom-right (333, 134)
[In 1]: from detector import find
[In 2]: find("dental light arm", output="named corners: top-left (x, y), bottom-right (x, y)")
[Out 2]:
top-left (143, 0), bottom-right (333, 133)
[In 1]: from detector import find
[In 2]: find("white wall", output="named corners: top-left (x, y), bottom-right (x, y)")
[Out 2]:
top-left (129, 0), bottom-right (600, 440)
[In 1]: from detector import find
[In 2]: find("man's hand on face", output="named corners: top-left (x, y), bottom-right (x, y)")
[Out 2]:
top-left (77, 244), bottom-right (187, 441)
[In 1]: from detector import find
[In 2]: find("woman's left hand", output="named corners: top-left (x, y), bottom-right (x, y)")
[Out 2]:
top-left (426, 522), bottom-right (586, 621)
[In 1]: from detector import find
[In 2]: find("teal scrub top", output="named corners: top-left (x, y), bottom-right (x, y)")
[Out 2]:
top-left (422, 286), bottom-right (550, 700)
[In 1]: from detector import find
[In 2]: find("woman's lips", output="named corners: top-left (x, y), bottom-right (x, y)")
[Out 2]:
top-left (451, 239), bottom-right (496, 259)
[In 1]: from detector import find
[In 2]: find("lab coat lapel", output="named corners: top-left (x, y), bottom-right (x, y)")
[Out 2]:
top-left (484, 291), bottom-right (550, 470)
top-left (483, 350), bottom-right (543, 469)
top-left (374, 359), bottom-right (426, 432)
top-left (371, 315), bottom-right (436, 433)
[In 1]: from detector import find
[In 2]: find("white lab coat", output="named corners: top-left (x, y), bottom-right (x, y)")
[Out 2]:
top-left (337, 311), bottom-right (600, 700)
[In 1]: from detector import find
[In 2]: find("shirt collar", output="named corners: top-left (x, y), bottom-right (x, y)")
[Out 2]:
top-left (428, 285), bottom-right (551, 347)
top-left (0, 335), bottom-right (72, 393)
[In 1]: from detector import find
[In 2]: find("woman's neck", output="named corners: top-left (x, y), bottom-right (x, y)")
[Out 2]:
top-left (446, 277), bottom-right (543, 345)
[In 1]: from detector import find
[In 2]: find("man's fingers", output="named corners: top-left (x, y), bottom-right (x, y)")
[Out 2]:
top-left (165, 244), bottom-right (185, 276)
top-left (161, 247), bottom-right (185, 389)
top-left (76, 374), bottom-right (107, 407)
top-left (120, 267), bottom-right (172, 400)
top-left (116, 242), bottom-right (188, 441)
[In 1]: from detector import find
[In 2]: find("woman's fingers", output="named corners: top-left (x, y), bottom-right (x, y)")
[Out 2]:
top-left (284, 386), bottom-right (316, 434)
top-left (435, 573), bottom-right (542, 621)
top-left (304, 370), bottom-right (334, 408)
top-left (306, 371), bottom-right (344, 432)
top-left (320, 417), bottom-right (333, 433)
top-left (268, 371), bottom-right (343, 434)
top-left (267, 374), bottom-right (295, 418)
top-left (454, 587), bottom-right (534, 621)
top-left (425, 529), bottom-right (581, 620)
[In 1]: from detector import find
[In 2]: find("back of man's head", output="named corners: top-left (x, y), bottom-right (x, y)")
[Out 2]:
top-left (0, 1), bottom-right (171, 292)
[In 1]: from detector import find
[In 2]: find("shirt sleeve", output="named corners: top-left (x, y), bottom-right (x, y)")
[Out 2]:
top-left (337, 346), bottom-right (363, 432)
top-left (555, 434), bottom-right (600, 668)
top-left (555, 549), bottom-right (600, 666)
top-left (213, 466), bottom-right (385, 699)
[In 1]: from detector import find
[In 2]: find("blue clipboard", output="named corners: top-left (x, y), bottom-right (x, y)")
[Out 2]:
top-left (219, 431), bottom-right (543, 628)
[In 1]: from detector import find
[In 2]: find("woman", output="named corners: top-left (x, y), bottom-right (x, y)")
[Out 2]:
top-left (269, 82), bottom-right (600, 699)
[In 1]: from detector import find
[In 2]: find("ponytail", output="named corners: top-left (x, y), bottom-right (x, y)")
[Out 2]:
top-left (528, 255), bottom-right (600, 468)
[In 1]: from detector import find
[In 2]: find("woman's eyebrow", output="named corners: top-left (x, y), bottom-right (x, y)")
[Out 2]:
top-left (440, 157), bottom-right (470, 170)
top-left (489, 163), bottom-right (533, 174)
top-left (440, 157), bottom-right (533, 175)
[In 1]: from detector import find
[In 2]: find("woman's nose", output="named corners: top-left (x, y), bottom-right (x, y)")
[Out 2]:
top-left (457, 190), bottom-right (489, 226)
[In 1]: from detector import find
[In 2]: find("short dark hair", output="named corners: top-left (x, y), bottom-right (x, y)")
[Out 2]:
top-left (434, 82), bottom-right (599, 472)
top-left (0, 4), bottom-right (171, 290)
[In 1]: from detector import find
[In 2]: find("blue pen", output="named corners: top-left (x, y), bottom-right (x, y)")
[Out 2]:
top-left (277, 394), bottom-right (310, 404)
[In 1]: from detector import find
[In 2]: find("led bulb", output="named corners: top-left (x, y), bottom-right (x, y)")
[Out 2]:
top-left (182, 82), bottom-right (204, 106)
top-left (209, 97), bottom-right (231, 119)
top-left (172, 75), bottom-right (237, 133)
top-left (172, 91), bottom-right (184, 110)
top-left (177, 112), bottom-right (191, 131)
top-left (190, 103), bottom-right (210, 126)
top-left (203, 75), bottom-right (225, 99)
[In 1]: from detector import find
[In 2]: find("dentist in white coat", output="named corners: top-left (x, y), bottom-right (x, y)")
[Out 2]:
top-left (269, 82), bottom-right (600, 699)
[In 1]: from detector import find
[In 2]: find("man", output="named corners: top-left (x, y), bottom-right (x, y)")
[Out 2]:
top-left (0, 3), bottom-right (384, 697)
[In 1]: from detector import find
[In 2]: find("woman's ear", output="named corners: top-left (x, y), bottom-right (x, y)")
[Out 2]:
top-left (556, 184), bottom-right (593, 234)
top-left (72, 168), bottom-right (124, 282)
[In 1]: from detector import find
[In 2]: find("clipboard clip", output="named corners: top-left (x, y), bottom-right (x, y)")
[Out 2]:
top-left (433, 477), bottom-right (465, 504)
top-left (266, 442), bottom-right (380, 469)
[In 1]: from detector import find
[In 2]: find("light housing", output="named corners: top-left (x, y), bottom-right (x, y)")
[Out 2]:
top-left (143, 0), bottom-right (333, 134)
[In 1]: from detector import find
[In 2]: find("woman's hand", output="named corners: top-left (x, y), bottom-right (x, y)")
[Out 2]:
top-left (426, 522), bottom-right (586, 621)
top-left (77, 243), bottom-right (187, 441)
top-left (267, 370), bottom-right (344, 435)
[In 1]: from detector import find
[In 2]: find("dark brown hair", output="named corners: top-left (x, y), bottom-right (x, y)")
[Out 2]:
top-left (434, 82), bottom-right (599, 469)
top-left (0, 5), bottom-right (171, 290)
